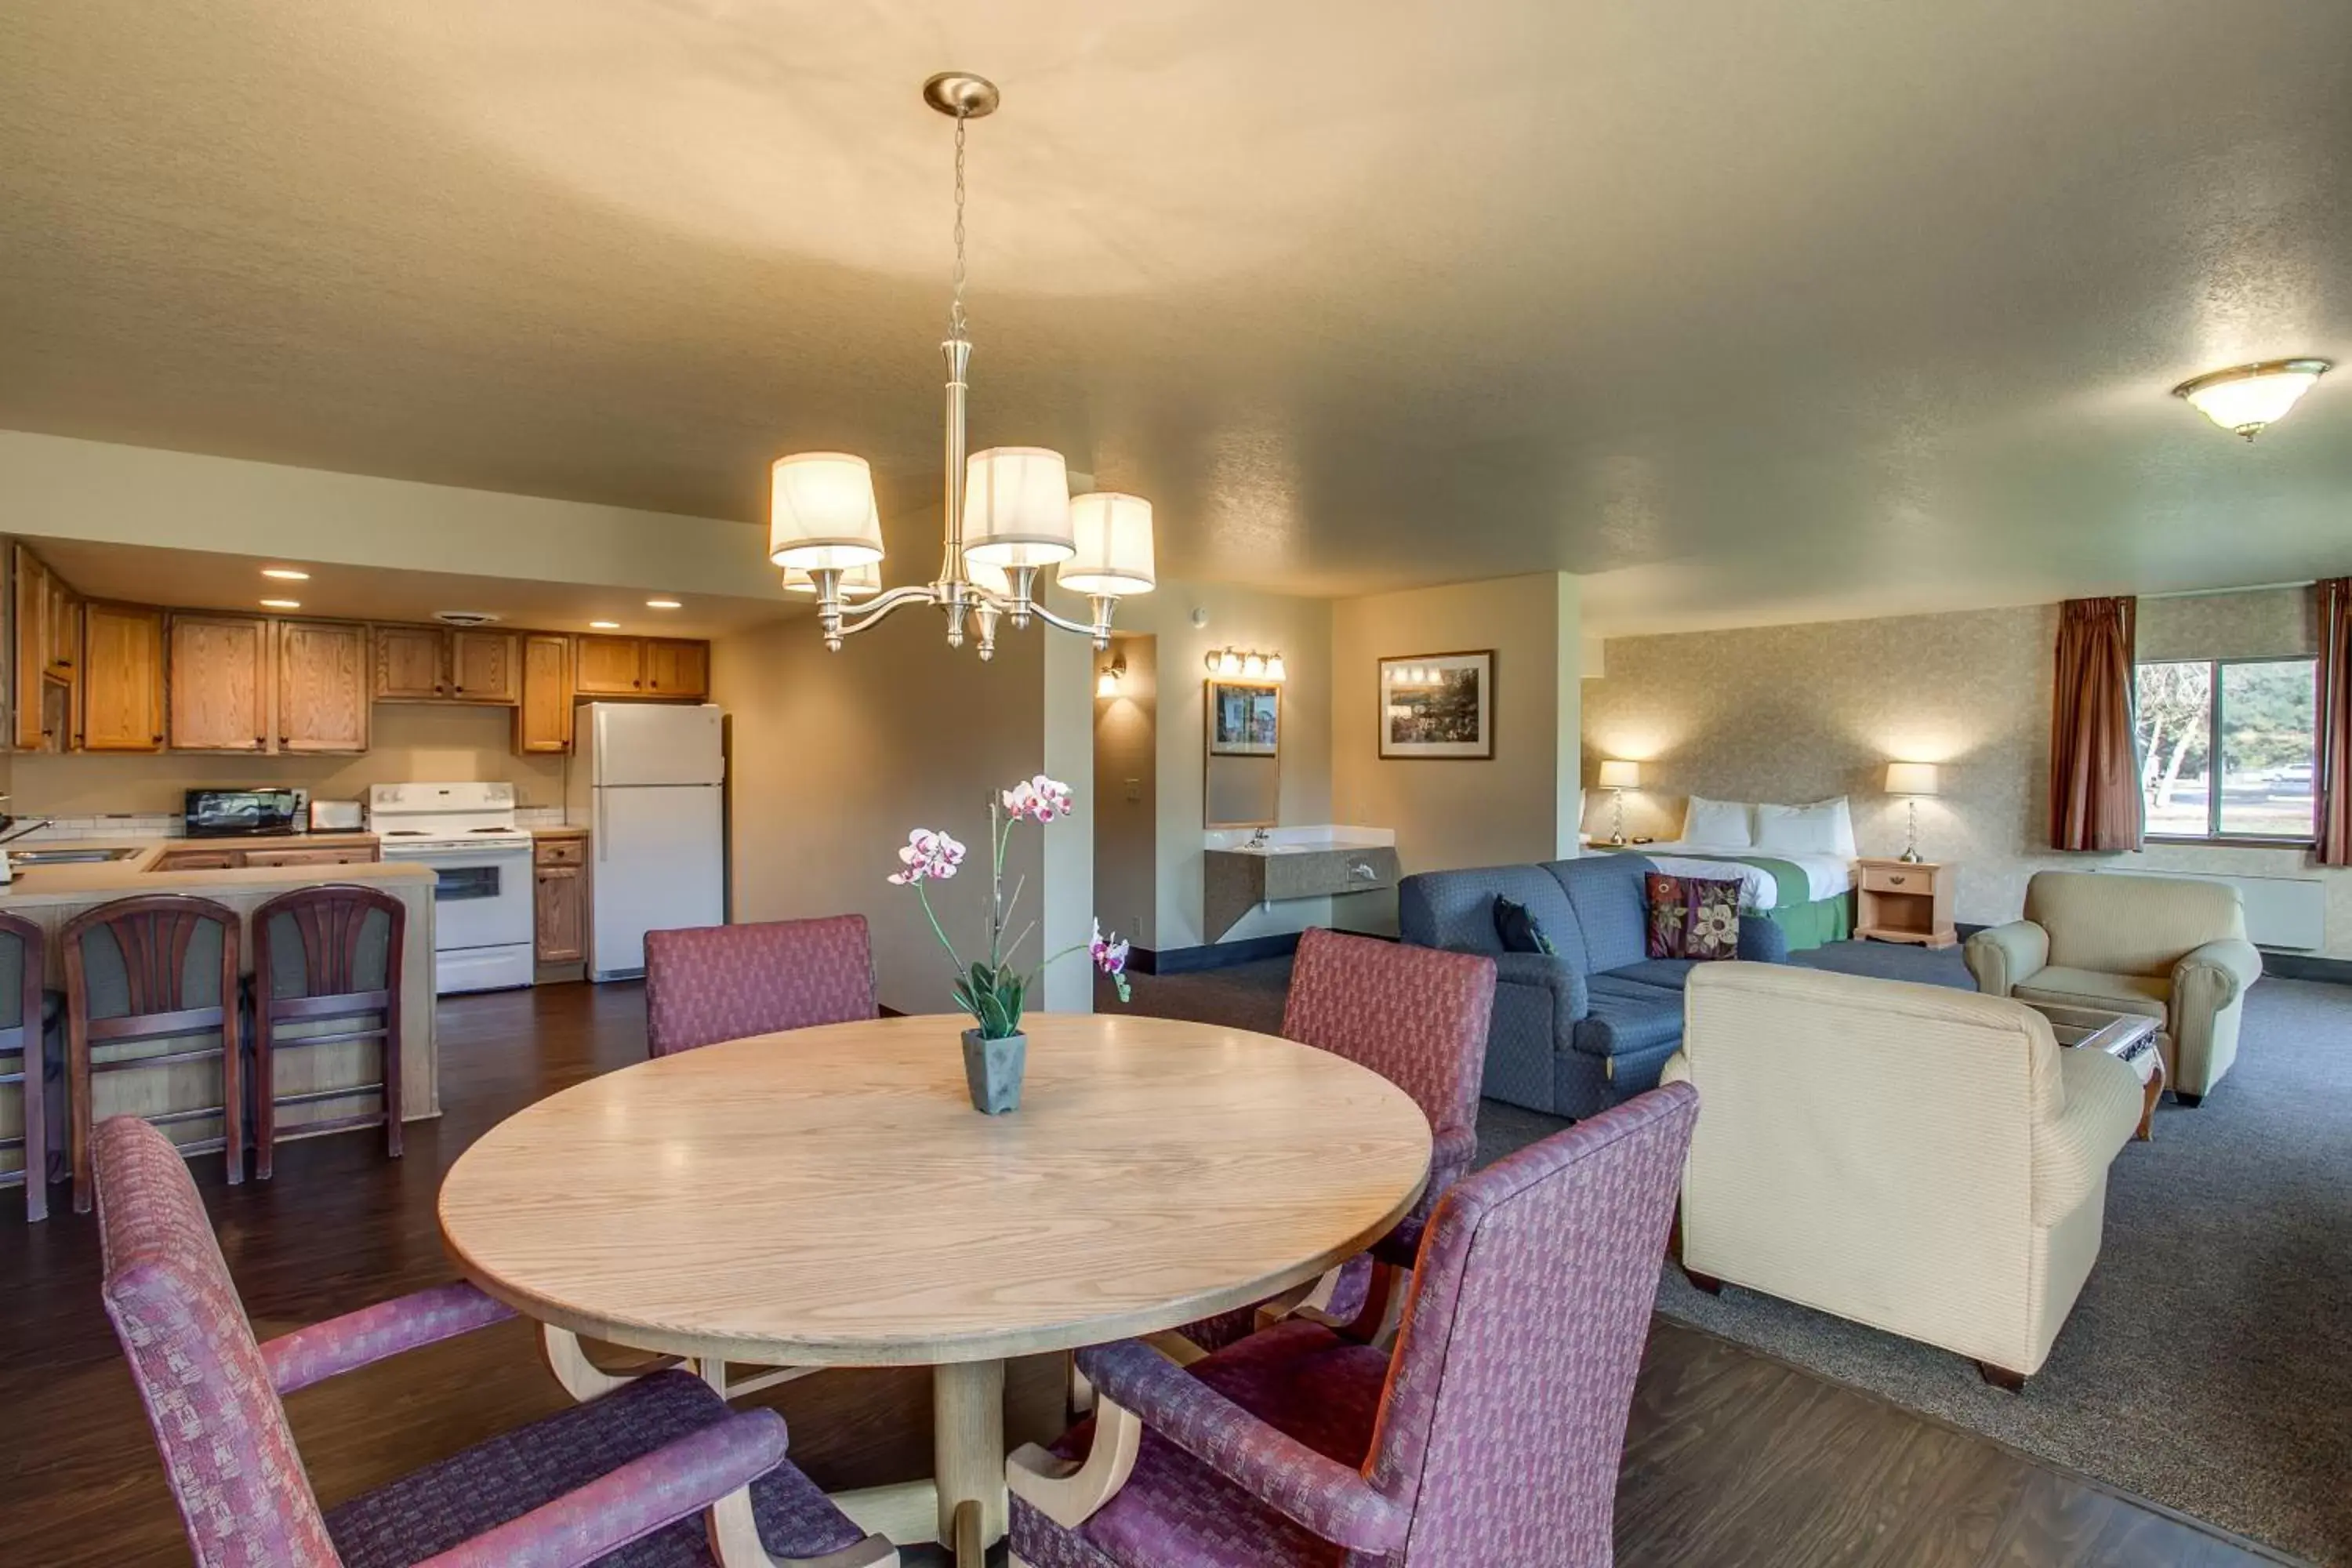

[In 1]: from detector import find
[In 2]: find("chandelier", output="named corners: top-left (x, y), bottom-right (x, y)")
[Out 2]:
top-left (766, 73), bottom-right (1156, 659)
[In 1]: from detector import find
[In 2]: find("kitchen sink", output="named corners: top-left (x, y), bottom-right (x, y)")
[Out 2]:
top-left (5, 846), bottom-right (147, 866)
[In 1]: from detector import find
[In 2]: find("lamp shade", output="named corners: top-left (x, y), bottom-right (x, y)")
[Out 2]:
top-left (1598, 760), bottom-right (1640, 790)
top-left (782, 560), bottom-right (881, 598)
top-left (769, 453), bottom-right (885, 570)
top-left (1885, 761), bottom-right (1940, 797)
top-left (1059, 492), bottom-right (1156, 596)
top-left (963, 447), bottom-right (1074, 567)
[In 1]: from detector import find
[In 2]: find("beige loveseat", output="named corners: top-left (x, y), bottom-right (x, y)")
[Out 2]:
top-left (1963, 871), bottom-right (2262, 1103)
top-left (1663, 964), bottom-right (2143, 1387)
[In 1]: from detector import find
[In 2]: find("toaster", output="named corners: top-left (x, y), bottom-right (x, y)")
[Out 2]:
top-left (309, 799), bottom-right (365, 833)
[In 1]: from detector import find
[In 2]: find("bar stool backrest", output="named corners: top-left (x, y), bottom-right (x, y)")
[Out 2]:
top-left (0, 912), bottom-right (48, 1221)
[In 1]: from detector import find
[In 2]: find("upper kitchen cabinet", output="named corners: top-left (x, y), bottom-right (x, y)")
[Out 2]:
top-left (169, 613), bottom-right (270, 752)
top-left (373, 623), bottom-right (447, 700)
top-left (278, 620), bottom-right (370, 753)
top-left (448, 629), bottom-right (519, 703)
top-left (643, 639), bottom-right (710, 699)
top-left (514, 633), bottom-right (573, 753)
top-left (574, 634), bottom-right (644, 696)
top-left (13, 546), bottom-right (50, 750)
top-left (80, 602), bottom-right (166, 753)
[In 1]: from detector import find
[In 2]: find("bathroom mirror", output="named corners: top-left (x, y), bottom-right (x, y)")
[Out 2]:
top-left (1204, 680), bottom-right (1280, 827)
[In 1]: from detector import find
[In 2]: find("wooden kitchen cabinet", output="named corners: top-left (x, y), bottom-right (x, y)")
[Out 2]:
top-left (448, 629), bottom-right (519, 703)
top-left (168, 614), bottom-right (270, 752)
top-left (533, 834), bottom-right (588, 973)
top-left (515, 633), bottom-right (574, 753)
top-left (278, 620), bottom-right (370, 753)
top-left (45, 572), bottom-right (78, 680)
top-left (152, 848), bottom-right (243, 872)
top-left (372, 624), bottom-right (447, 700)
top-left (80, 601), bottom-right (166, 752)
top-left (13, 546), bottom-right (50, 750)
top-left (644, 639), bottom-right (709, 699)
top-left (573, 634), bottom-right (644, 695)
top-left (244, 844), bottom-right (380, 868)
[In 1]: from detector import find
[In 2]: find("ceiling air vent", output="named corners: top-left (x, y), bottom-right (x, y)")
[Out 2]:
top-left (433, 611), bottom-right (502, 627)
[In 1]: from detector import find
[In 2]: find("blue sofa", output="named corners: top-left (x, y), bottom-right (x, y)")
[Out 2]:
top-left (1397, 854), bottom-right (1788, 1118)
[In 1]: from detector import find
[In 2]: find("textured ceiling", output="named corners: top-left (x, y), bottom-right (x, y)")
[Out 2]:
top-left (2, 1), bottom-right (2346, 633)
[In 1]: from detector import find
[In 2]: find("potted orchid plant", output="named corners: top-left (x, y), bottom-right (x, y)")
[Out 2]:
top-left (887, 773), bottom-right (1132, 1113)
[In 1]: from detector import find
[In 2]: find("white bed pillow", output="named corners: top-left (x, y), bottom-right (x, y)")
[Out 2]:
top-left (1755, 797), bottom-right (1856, 857)
top-left (1681, 795), bottom-right (1755, 848)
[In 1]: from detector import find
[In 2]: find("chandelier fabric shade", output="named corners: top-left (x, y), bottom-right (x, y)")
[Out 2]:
top-left (1062, 492), bottom-right (1156, 597)
top-left (962, 448), bottom-right (1075, 567)
top-left (769, 453), bottom-right (884, 569)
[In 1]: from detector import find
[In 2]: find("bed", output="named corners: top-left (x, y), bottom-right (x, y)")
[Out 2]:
top-left (1626, 841), bottom-right (1855, 950)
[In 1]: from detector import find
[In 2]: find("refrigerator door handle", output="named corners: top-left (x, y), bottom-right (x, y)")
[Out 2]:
top-left (598, 790), bottom-right (608, 861)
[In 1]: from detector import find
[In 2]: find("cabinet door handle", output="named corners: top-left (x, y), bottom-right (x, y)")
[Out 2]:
top-left (1886, 875), bottom-right (1907, 886)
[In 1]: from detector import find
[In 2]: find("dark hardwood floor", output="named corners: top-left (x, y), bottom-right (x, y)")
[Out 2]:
top-left (0, 982), bottom-right (2291, 1566)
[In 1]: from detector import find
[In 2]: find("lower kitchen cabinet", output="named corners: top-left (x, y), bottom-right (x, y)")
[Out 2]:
top-left (533, 834), bottom-right (589, 977)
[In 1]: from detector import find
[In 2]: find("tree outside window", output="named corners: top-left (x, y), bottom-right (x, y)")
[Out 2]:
top-left (2133, 657), bottom-right (2318, 840)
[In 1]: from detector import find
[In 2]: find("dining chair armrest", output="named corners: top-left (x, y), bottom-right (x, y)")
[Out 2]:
top-left (410, 1409), bottom-right (788, 1568)
top-left (260, 1280), bottom-right (517, 1396)
top-left (1073, 1340), bottom-right (1408, 1554)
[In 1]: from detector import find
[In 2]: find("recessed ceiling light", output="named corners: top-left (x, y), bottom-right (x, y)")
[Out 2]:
top-left (260, 598), bottom-right (301, 609)
top-left (2172, 358), bottom-right (2331, 440)
top-left (261, 568), bottom-right (310, 581)
top-left (646, 598), bottom-right (682, 609)
top-left (590, 620), bottom-right (621, 630)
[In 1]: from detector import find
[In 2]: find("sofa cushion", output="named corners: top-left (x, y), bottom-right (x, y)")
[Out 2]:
top-left (2012, 967), bottom-right (2170, 1021)
top-left (1573, 978), bottom-right (1685, 1061)
top-left (1491, 895), bottom-right (1558, 956)
top-left (1610, 957), bottom-right (1698, 991)
top-left (1399, 865), bottom-right (1583, 960)
top-left (1645, 873), bottom-right (1743, 960)
top-left (1544, 855), bottom-right (1656, 975)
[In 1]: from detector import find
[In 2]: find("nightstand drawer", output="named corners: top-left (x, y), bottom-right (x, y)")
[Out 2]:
top-left (1860, 862), bottom-right (1936, 894)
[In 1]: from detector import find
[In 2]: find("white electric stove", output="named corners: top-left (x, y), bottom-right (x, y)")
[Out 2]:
top-left (369, 782), bottom-right (535, 993)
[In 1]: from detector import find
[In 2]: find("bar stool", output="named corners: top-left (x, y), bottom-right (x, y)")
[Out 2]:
top-left (65, 895), bottom-right (243, 1214)
top-left (0, 913), bottom-right (48, 1221)
top-left (251, 884), bottom-right (405, 1179)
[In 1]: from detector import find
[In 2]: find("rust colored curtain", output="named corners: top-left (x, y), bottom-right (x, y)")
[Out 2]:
top-left (2049, 596), bottom-right (2143, 851)
top-left (2318, 578), bottom-right (2352, 866)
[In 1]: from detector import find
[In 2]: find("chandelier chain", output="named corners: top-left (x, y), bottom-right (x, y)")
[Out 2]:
top-left (949, 113), bottom-right (969, 343)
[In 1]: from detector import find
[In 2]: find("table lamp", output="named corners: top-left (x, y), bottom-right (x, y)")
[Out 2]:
top-left (1598, 759), bottom-right (1640, 845)
top-left (1885, 762), bottom-right (1940, 862)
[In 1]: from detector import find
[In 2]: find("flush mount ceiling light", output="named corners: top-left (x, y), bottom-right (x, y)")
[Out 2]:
top-left (765, 73), bottom-right (1155, 661)
top-left (2172, 359), bottom-right (2331, 440)
top-left (590, 620), bottom-right (621, 630)
top-left (261, 568), bottom-right (310, 581)
top-left (646, 598), bottom-right (682, 609)
top-left (260, 597), bottom-right (300, 609)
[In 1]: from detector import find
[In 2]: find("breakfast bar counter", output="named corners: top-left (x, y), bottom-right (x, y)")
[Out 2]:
top-left (0, 848), bottom-right (440, 1179)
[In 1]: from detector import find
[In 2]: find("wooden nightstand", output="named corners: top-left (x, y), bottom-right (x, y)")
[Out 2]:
top-left (1855, 858), bottom-right (1957, 947)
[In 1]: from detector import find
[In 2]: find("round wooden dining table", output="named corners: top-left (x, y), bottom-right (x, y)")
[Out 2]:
top-left (438, 1011), bottom-right (1432, 1564)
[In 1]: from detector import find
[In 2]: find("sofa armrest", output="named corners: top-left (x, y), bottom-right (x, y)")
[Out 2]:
top-left (1964, 921), bottom-right (2049, 996)
top-left (1074, 1340), bottom-right (1409, 1553)
top-left (2030, 1049), bottom-right (2141, 1225)
top-left (412, 1410), bottom-right (789, 1568)
top-left (1658, 1050), bottom-right (1690, 1089)
top-left (1736, 916), bottom-right (1788, 964)
top-left (260, 1281), bottom-right (517, 1396)
top-left (1490, 951), bottom-right (1589, 1032)
top-left (2174, 938), bottom-right (2261, 1011)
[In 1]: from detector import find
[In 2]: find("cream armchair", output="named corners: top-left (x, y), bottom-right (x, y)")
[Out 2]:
top-left (1965, 871), bottom-right (2262, 1103)
top-left (1663, 964), bottom-right (2143, 1388)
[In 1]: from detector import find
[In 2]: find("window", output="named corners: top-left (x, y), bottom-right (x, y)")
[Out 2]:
top-left (2135, 656), bottom-right (2318, 840)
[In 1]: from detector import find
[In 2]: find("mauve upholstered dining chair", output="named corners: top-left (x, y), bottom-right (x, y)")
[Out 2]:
top-left (1007, 1083), bottom-right (1700, 1568)
top-left (1180, 927), bottom-right (1496, 1352)
top-left (93, 1115), bottom-right (898, 1568)
top-left (644, 916), bottom-right (878, 1058)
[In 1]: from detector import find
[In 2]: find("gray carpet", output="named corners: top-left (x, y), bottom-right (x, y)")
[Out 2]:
top-left (1120, 943), bottom-right (2352, 1566)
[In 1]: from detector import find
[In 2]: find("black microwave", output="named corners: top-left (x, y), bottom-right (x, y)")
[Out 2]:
top-left (184, 788), bottom-right (307, 839)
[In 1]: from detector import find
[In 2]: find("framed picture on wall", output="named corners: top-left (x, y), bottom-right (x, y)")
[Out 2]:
top-left (1207, 680), bottom-right (1281, 756)
top-left (1379, 649), bottom-right (1494, 760)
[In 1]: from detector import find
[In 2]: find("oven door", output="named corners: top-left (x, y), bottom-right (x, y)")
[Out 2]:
top-left (392, 848), bottom-right (535, 953)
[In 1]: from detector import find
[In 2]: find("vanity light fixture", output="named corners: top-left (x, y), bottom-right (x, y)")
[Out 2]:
top-left (260, 568), bottom-right (310, 581)
top-left (2172, 359), bottom-right (2330, 440)
top-left (1202, 646), bottom-right (1285, 682)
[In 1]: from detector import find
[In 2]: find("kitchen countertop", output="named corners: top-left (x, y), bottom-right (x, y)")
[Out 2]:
top-left (0, 837), bottom-right (433, 906)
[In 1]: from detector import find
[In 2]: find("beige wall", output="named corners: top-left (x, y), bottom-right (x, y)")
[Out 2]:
top-left (1093, 634), bottom-right (1158, 949)
top-left (8, 702), bottom-right (568, 814)
top-left (714, 610), bottom-right (1102, 1017)
top-left (1332, 572), bottom-right (1581, 934)
top-left (1582, 590), bottom-right (2352, 957)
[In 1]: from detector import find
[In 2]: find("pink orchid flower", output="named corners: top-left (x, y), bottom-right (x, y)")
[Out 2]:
top-left (1001, 774), bottom-right (1074, 825)
top-left (884, 828), bottom-right (967, 884)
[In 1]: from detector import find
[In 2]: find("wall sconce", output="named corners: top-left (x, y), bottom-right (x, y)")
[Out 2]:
top-left (1096, 652), bottom-right (1127, 699)
top-left (1597, 759), bottom-right (1640, 845)
top-left (1203, 646), bottom-right (1284, 682)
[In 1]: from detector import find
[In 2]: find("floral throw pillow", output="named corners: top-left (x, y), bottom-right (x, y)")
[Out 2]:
top-left (1646, 873), bottom-right (1744, 961)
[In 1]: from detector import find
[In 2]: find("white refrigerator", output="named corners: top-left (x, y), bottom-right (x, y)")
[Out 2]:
top-left (566, 702), bottom-right (726, 981)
